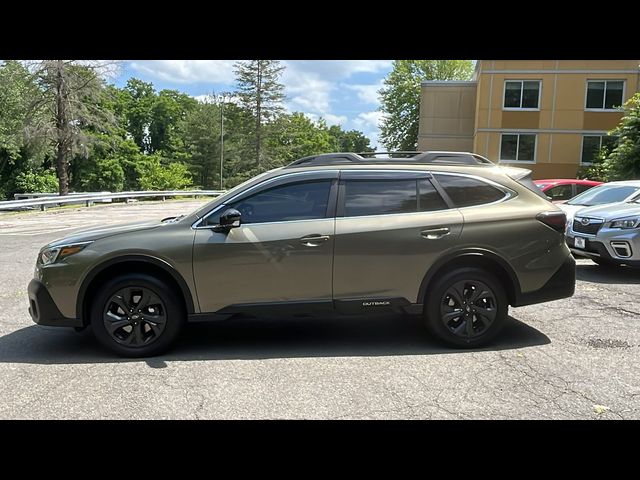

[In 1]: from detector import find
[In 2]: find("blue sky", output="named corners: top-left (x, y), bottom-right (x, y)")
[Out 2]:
top-left (112, 60), bottom-right (393, 148)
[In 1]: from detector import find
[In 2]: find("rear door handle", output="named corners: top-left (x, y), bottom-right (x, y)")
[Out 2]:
top-left (421, 227), bottom-right (450, 240)
top-left (299, 234), bottom-right (330, 247)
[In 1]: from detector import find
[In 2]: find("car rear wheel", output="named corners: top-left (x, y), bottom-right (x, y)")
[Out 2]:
top-left (91, 274), bottom-right (185, 357)
top-left (424, 267), bottom-right (508, 348)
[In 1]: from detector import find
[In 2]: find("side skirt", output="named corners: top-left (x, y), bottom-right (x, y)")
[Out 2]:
top-left (187, 298), bottom-right (422, 322)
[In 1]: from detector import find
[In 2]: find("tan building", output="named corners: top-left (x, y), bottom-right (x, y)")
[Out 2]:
top-left (418, 60), bottom-right (640, 179)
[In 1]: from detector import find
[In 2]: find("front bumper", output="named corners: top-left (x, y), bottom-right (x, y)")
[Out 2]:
top-left (567, 233), bottom-right (640, 267)
top-left (514, 254), bottom-right (576, 307)
top-left (27, 279), bottom-right (81, 327)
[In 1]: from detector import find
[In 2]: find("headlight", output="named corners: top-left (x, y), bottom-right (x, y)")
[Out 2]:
top-left (610, 218), bottom-right (640, 229)
top-left (39, 241), bottom-right (92, 265)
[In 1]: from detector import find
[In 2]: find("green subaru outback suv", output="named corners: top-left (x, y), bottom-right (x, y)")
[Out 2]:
top-left (28, 151), bottom-right (575, 357)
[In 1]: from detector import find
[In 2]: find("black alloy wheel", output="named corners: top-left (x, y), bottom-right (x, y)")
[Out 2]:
top-left (91, 273), bottom-right (184, 357)
top-left (440, 280), bottom-right (497, 339)
top-left (103, 287), bottom-right (167, 347)
top-left (425, 267), bottom-right (508, 348)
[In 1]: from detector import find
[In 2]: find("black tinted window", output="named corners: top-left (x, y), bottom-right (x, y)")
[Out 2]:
top-left (226, 180), bottom-right (331, 224)
top-left (547, 184), bottom-right (574, 201)
top-left (418, 179), bottom-right (448, 211)
top-left (344, 179), bottom-right (417, 217)
top-left (576, 184), bottom-right (595, 194)
top-left (435, 175), bottom-right (505, 208)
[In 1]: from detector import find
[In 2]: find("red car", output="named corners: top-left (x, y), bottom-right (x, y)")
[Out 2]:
top-left (534, 179), bottom-right (602, 203)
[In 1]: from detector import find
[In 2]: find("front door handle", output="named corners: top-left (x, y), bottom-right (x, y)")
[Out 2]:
top-left (421, 227), bottom-right (450, 240)
top-left (299, 234), bottom-right (330, 247)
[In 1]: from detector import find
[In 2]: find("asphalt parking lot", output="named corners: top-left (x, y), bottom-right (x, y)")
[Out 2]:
top-left (1, 200), bottom-right (639, 419)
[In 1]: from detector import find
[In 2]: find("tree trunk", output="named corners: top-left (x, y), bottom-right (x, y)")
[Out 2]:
top-left (54, 60), bottom-right (69, 196)
top-left (255, 62), bottom-right (262, 167)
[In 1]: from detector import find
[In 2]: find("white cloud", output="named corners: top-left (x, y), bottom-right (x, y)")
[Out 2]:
top-left (284, 60), bottom-right (392, 79)
top-left (281, 61), bottom-right (391, 119)
top-left (354, 111), bottom-right (383, 129)
top-left (282, 66), bottom-right (334, 114)
top-left (323, 113), bottom-right (348, 126)
top-left (129, 60), bottom-right (236, 85)
top-left (344, 81), bottom-right (383, 105)
top-left (353, 111), bottom-right (384, 149)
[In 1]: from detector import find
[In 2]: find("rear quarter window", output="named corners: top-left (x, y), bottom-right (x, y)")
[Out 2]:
top-left (435, 174), bottom-right (506, 208)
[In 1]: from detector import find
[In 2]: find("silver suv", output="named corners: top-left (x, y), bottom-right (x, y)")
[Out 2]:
top-left (28, 151), bottom-right (575, 357)
top-left (566, 198), bottom-right (640, 267)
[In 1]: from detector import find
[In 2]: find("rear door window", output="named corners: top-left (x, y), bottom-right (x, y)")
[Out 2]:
top-left (418, 179), bottom-right (449, 211)
top-left (343, 179), bottom-right (418, 217)
top-left (434, 174), bottom-right (506, 208)
top-left (341, 176), bottom-right (449, 217)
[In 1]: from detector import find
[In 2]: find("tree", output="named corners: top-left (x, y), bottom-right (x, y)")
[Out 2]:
top-left (0, 61), bottom-right (52, 198)
top-left (602, 93), bottom-right (640, 180)
top-left (182, 100), bottom-right (221, 188)
top-left (27, 60), bottom-right (118, 195)
top-left (234, 60), bottom-right (285, 166)
top-left (122, 78), bottom-right (155, 153)
top-left (267, 113), bottom-right (332, 166)
top-left (327, 125), bottom-right (373, 152)
top-left (149, 89), bottom-right (197, 155)
top-left (378, 60), bottom-right (474, 151)
top-left (136, 156), bottom-right (192, 190)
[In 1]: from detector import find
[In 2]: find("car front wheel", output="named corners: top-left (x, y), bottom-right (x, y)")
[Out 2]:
top-left (90, 274), bottom-right (185, 357)
top-left (424, 267), bottom-right (508, 348)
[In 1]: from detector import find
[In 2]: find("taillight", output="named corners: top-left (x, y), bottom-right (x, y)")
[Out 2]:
top-left (536, 211), bottom-right (567, 233)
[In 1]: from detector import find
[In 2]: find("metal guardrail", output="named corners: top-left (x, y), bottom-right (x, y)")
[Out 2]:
top-left (0, 190), bottom-right (225, 211)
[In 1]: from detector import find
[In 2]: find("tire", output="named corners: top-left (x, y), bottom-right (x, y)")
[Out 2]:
top-left (424, 267), bottom-right (508, 348)
top-left (90, 273), bottom-right (185, 357)
top-left (592, 257), bottom-right (621, 268)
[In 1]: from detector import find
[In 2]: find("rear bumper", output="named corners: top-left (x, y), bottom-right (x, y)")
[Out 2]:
top-left (513, 254), bottom-right (576, 307)
top-left (28, 279), bottom-right (81, 327)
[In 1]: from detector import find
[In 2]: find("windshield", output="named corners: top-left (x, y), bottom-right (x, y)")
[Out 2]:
top-left (567, 185), bottom-right (640, 206)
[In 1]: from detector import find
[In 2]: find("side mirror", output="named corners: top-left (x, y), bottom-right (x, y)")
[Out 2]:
top-left (213, 208), bottom-right (242, 232)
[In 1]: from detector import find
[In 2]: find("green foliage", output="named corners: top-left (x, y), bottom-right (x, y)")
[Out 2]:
top-left (327, 125), bottom-right (373, 152)
top-left (578, 93), bottom-right (640, 182)
top-left (14, 168), bottom-right (58, 193)
top-left (0, 61), bottom-right (379, 198)
top-left (80, 158), bottom-right (125, 192)
top-left (379, 60), bottom-right (474, 151)
top-left (136, 156), bottom-right (193, 190)
top-left (0, 61), bottom-right (52, 198)
top-left (267, 113), bottom-right (333, 166)
top-left (602, 93), bottom-right (640, 180)
top-left (122, 79), bottom-right (155, 153)
top-left (182, 100), bottom-right (222, 189)
top-left (577, 150), bottom-right (611, 182)
top-left (149, 89), bottom-right (197, 154)
top-left (234, 60), bottom-right (286, 165)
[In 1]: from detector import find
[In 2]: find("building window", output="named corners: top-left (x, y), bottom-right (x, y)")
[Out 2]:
top-left (500, 133), bottom-right (536, 162)
top-left (581, 135), bottom-right (618, 164)
top-left (585, 80), bottom-right (624, 110)
top-left (503, 80), bottom-right (541, 109)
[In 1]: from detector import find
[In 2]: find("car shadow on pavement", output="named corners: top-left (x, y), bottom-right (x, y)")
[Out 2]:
top-left (577, 263), bottom-right (640, 285)
top-left (0, 314), bottom-right (549, 365)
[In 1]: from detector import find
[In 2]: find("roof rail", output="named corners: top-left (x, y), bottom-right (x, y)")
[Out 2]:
top-left (358, 151), bottom-right (422, 158)
top-left (285, 151), bottom-right (494, 168)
